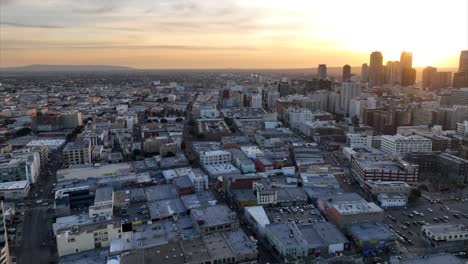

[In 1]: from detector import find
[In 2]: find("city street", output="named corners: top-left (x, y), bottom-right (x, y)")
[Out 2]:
top-left (14, 150), bottom-right (62, 264)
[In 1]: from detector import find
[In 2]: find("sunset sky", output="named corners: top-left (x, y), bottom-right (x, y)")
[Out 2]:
top-left (1, 0), bottom-right (467, 68)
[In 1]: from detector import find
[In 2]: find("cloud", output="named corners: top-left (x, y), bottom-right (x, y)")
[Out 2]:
top-left (0, 21), bottom-right (64, 28)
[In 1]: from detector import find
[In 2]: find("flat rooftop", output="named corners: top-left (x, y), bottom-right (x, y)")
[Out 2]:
top-left (56, 162), bottom-right (133, 182)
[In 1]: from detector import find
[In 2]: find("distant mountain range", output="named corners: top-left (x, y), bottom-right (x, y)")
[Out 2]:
top-left (0, 64), bottom-right (135, 72)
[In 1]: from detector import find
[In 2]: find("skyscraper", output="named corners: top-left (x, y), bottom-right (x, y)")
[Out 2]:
top-left (318, 64), bottom-right (327, 80)
top-left (459, 50), bottom-right (468, 72)
top-left (342, 64), bottom-right (351, 82)
top-left (369, 51), bottom-right (383, 87)
top-left (278, 77), bottom-right (292, 97)
top-left (422, 66), bottom-right (437, 89)
top-left (430, 72), bottom-right (452, 90)
top-left (400, 51), bottom-right (416, 86)
top-left (454, 50), bottom-right (468, 88)
top-left (386, 61), bottom-right (401, 84)
top-left (361, 63), bottom-right (369, 82)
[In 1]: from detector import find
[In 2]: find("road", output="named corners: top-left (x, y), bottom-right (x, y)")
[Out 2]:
top-left (14, 149), bottom-right (62, 264)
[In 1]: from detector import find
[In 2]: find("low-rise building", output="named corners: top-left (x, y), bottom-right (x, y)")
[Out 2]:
top-left (348, 222), bottom-right (397, 256)
top-left (265, 222), bottom-right (308, 259)
top-left (422, 223), bottom-right (468, 248)
top-left (299, 222), bottom-right (349, 256)
top-left (377, 193), bottom-right (407, 207)
top-left (364, 180), bottom-right (412, 197)
top-left (191, 205), bottom-right (239, 235)
top-left (199, 150), bottom-right (231, 166)
top-left (230, 149), bottom-right (256, 173)
top-left (244, 206), bottom-right (270, 236)
top-left (55, 216), bottom-right (121, 257)
top-left (0, 180), bottom-right (30, 200)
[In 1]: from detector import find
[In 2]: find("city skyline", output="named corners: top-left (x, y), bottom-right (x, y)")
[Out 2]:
top-left (1, 0), bottom-right (467, 68)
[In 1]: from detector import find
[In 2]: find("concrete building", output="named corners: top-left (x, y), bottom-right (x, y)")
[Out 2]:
top-left (230, 149), bottom-right (256, 173)
top-left (191, 205), bottom-right (239, 235)
top-left (244, 206), bottom-right (270, 236)
top-left (369, 51), bottom-right (383, 87)
top-left (457, 120), bottom-right (468, 137)
top-left (364, 180), bottom-right (411, 197)
top-left (361, 63), bottom-right (369, 82)
top-left (348, 222), bottom-right (396, 256)
top-left (381, 135), bottom-right (432, 155)
top-left (298, 222), bottom-right (349, 256)
top-left (250, 94), bottom-right (262, 108)
top-left (0, 153), bottom-right (40, 183)
top-left (342, 64), bottom-right (351, 82)
top-left (62, 141), bottom-right (92, 167)
top-left (265, 222), bottom-right (308, 258)
top-left (422, 224), bottom-right (468, 247)
top-left (340, 82), bottom-right (362, 115)
top-left (54, 216), bottom-right (121, 257)
top-left (351, 152), bottom-right (419, 184)
top-left (317, 64), bottom-right (327, 80)
top-left (325, 200), bottom-right (384, 228)
top-left (377, 193), bottom-right (407, 207)
top-left (199, 150), bottom-right (231, 166)
top-left (422, 66), bottom-right (437, 89)
top-left (0, 180), bottom-right (30, 200)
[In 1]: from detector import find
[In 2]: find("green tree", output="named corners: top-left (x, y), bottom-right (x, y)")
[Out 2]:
top-left (160, 118), bottom-right (168, 123)
top-left (175, 117), bottom-right (183, 123)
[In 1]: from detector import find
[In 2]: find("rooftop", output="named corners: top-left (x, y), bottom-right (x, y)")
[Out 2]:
top-left (191, 205), bottom-right (238, 228)
top-left (349, 222), bottom-right (396, 242)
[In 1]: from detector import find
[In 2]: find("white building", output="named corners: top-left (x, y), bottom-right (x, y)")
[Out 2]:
top-left (189, 168), bottom-right (209, 192)
top-left (199, 150), bottom-right (231, 166)
top-left (55, 218), bottom-right (121, 257)
top-left (340, 82), bottom-right (362, 116)
top-left (422, 224), bottom-right (468, 243)
top-left (381, 135), bottom-right (432, 155)
top-left (456, 120), bottom-right (468, 137)
top-left (287, 108), bottom-right (312, 129)
top-left (377, 193), bottom-right (407, 207)
top-left (346, 133), bottom-right (373, 148)
top-left (62, 141), bottom-right (92, 167)
top-left (251, 94), bottom-right (262, 108)
top-left (240, 146), bottom-right (264, 159)
top-left (0, 180), bottom-right (30, 200)
top-left (257, 189), bottom-right (277, 205)
top-left (26, 138), bottom-right (66, 151)
top-left (244, 206), bottom-right (270, 236)
top-left (199, 107), bottom-right (220, 119)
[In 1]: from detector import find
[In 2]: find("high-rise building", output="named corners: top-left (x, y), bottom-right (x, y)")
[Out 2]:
top-left (422, 66), bottom-right (437, 89)
top-left (361, 63), bottom-right (369, 82)
top-left (385, 61), bottom-right (401, 84)
top-left (317, 64), bottom-right (327, 80)
top-left (431, 72), bottom-right (452, 90)
top-left (453, 50), bottom-right (468, 88)
top-left (369, 52), bottom-right (383, 87)
top-left (340, 82), bottom-right (362, 116)
top-left (400, 51), bottom-right (416, 86)
top-left (459, 50), bottom-right (468, 73)
top-left (342, 64), bottom-right (351, 82)
top-left (278, 78), bottom-right (292, 97)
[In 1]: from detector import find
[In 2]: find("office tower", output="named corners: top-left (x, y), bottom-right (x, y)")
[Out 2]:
top-left (278, 77), bottom-right (292, 97)
top-left (317, 64), bottom-right (327, 80)
top-left (453, 50), bottom-right (468, 88)
top-left (340, 82), bottom-right (362, 116)
top-left (385, 61), bottom-right (401, 84)
top-left (422, 66), bottom-right (437, 89)
top-left (459, 50), bottom-right (468, 72)
top-left (400, 51), bottom-right (413, 69)
top-left (431, 72), bottom-right (452, 90)
top-left (400, 51), bottom-right (416, 86)
top-left (361, 63), bottom-right (369, 82)
top-left (342, 64), bottom-right (351, 82)
top-left (369, 51), bottom-right (383, 87)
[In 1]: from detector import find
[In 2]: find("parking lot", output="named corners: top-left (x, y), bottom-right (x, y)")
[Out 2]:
top-left (383, 198), bottom-right (468, 255)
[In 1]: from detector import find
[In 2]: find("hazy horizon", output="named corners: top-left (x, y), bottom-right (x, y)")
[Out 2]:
top-left (1, 0), bottom-right (467, 68)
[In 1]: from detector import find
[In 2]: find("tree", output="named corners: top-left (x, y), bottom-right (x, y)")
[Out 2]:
top-left (160, 118), bottom-right (168, 123)
top-left (175, 117), bottom-right (183, 123)
top-left (351, 115), bottom-right (360, 127)
top-left (16, 127), bottom-right (31, 137)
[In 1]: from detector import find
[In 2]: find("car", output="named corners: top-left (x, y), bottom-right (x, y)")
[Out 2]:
top-left (420, 213), bottom-right (424, 217)
top-left (427, 208), bottom-right (433, 212)
top-left (409, 214), bottom-right (414, 218)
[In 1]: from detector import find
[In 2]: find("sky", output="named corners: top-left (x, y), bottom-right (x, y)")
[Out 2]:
top-left (1, 0), bottom-right (467, 69)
